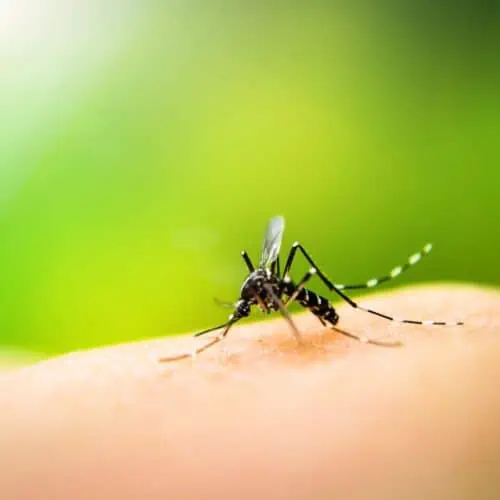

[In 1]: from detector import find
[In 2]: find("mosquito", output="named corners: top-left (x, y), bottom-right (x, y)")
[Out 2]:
top-left (159, 216), bottom-right (463, 362)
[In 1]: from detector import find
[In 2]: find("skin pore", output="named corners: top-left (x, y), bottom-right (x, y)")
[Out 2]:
top-left (1, 284), bottom-right (500, 500)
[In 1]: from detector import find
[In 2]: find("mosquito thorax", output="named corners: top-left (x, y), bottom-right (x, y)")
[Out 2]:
top-left (239, 268), bottom-right (270, 300)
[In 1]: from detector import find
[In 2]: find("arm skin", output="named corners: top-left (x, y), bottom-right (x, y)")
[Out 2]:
top-left (1, 284), bottom-right (500, 500)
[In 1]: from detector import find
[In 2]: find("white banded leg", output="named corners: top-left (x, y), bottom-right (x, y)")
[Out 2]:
top-left (334, 243), bottom-right (433, 290)
top-left (356, 305), bottom-right (464, 326)
top-left (284, 242), bottom-right (464, 327)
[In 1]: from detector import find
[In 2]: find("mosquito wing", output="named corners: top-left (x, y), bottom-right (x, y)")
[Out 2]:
top-left (259, 216), bottom-right (285, 268)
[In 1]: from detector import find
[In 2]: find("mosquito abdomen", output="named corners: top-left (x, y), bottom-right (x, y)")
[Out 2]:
top-left (295, 288), bottom-right (339, 326)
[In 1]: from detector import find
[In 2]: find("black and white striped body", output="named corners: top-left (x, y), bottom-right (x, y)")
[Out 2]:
top-left (298, 289), bottom-right (340, 326)
top-left (239, 271), bottom-right (339, 326)
top-left (283, 281), bottom-right (339, 326)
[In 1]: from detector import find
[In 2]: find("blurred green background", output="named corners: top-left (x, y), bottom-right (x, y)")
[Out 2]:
top-left (1, 1), bottom-right (499, 358)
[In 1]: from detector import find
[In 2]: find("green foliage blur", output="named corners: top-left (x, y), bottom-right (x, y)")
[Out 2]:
top-left (1, 1), bottom-right (499, 356)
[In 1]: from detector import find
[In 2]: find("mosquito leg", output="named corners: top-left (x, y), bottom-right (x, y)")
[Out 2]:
top-left (283, 267), bottom-right (317, 305)
top-left (287, 242), bottom-right (464, 327)
top-left (241, 251), bottom-right (255, 272)
top-left (254, 293), bottom-right (271, 314)
top-left (158, 336), bottom-right (223, 362)
top-left (291, 284), bottom-right (401, 347)
top-left (159, 322), bottom-right (234, 363)
top-left (283, 242), bottom-right (359, 306)
top-left (334, 243), bottom-right (433, 291)
top-left (330, 325), bottom-right (402, 347)
top-left (282, 243), bottom-right (299, 278)
top-left (263, 284), bottom-right (303, 344)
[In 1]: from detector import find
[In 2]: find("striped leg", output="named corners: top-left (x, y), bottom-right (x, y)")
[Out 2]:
top-left (283, 242), bottom-right (464, 327)
top-left (334, 243), bottom-right (433, 291)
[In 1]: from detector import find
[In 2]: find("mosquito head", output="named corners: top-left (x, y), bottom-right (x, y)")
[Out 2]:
top-left (231, 299), bottom-right (251, 321)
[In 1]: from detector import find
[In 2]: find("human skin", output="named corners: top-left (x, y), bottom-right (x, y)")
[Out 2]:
top-left (1, 284), bottom-right (500, 500)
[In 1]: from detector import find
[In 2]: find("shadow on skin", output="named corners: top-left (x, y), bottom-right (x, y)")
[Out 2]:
top-left (1, 284), bottom-right (500, 500)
